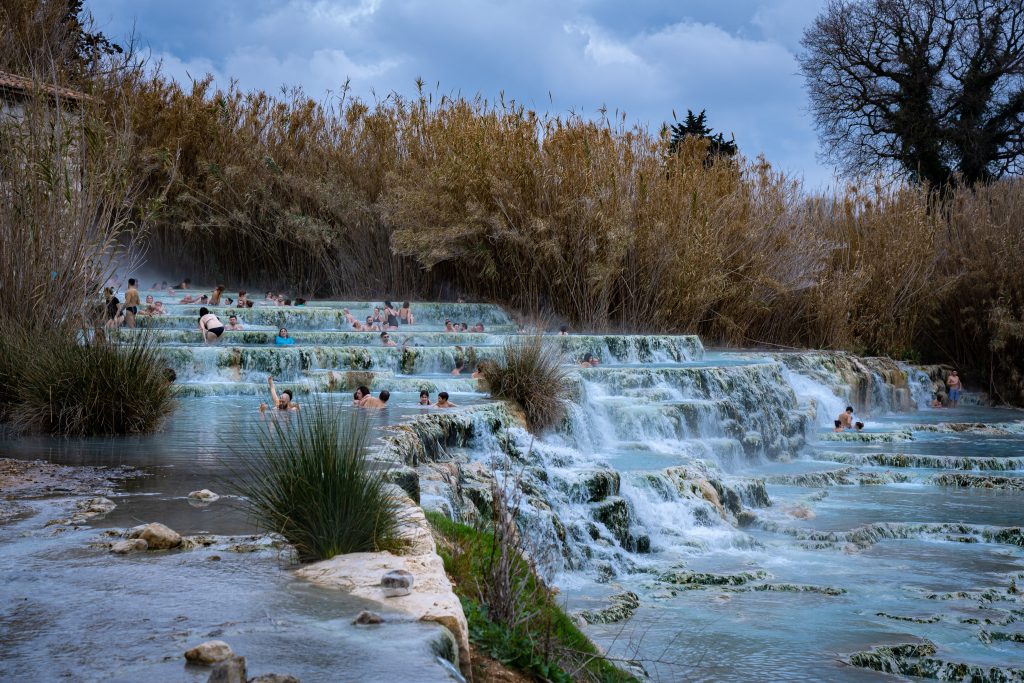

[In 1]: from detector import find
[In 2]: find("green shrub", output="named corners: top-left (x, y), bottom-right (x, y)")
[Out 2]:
top-left (482, 335), bottom-right (572, 432)
top-left (230, 403), bottom-right (404, 562)
top-left (7, 333), bottom-right (174, 436)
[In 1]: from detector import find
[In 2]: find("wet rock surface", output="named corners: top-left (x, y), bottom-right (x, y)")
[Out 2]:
top-left (185, 639), bottom-right (234, 664)
top-left (127, 522), bottom-right (182, 550)
top-left (574, 591), bottom-right (640, 625)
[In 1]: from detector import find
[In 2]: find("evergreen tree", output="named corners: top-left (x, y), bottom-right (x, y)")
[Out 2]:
top-left (668, 109), bottom-right (737, 163)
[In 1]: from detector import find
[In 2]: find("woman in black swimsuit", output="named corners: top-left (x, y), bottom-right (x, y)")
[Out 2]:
top-left (384, 301), bottom-right (401, 329)
top-left (198, 307), bottom-right (225, 343)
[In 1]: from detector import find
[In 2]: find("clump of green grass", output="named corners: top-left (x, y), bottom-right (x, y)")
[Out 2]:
top-left (427, 511), bottom-right (636, 683)
top-left (481, 335), bottom-right (572, 432)
top-left (231, 403), bottom-right (404, 562)
top-left (7, 333), bottom-right (174, 436)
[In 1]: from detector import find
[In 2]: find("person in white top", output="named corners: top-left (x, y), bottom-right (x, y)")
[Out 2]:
top-left (198, 307), bottom-right (225, 343)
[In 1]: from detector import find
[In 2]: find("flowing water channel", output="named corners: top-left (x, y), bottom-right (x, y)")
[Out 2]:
top-left (1, 291), bottom-right (1022, 682)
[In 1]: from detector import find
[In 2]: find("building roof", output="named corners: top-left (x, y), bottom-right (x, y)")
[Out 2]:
top-left (0, 70), bottom-right (94, 103)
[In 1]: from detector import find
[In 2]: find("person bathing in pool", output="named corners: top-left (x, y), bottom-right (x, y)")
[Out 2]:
top-left (359, 390), bottom-right (390, 409)
top-left (260, 376), bottom-right (299, 412)
top-left (198, 307), bottom-right (225, 343)
top-left (353, 385), bottom-right (371, 406)
top-left (434, 392), bottom-right (457, 408)
top-left (419, 390), bottom-right (431, 406)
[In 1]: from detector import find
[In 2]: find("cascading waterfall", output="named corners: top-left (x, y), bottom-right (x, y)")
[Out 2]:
top-left (85, 292), bottom-right (1024, 681)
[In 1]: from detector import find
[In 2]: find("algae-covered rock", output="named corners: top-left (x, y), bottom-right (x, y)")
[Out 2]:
top-left (847, 639), bottom-right (1024, 682)
top-left (931, 473), bottom-right (1024, 491)
top-left (575, 591), bottom-right (641, 625)
top-left (659, 569), bottom-right (769, 587)
top-left (582, 470), bottom-right (621, 502)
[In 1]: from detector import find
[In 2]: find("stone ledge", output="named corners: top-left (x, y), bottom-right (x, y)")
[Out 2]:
top-left (293, 490), bottom-right (470, 679)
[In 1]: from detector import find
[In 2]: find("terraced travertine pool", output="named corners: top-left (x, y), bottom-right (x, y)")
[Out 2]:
top-left (1, 293), bottom-right (1022, 682)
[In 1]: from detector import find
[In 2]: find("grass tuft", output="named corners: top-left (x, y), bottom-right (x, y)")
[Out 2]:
top-left (4, 333), bottom-right (174, 436)
top-left (229, 402), bottom-right (405, 562)
top-left (482, 335), bottom-right (572, 433)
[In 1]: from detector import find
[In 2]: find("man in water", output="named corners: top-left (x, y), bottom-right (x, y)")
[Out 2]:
top-left (227, 315), bottom-right (244, 331)
top-left (472, 322), bottom-right (485, 333)
top-left (260, 376), bottom-right (299, 412)
top-left (580, 353), bottom-right (600, 368)
top-left (123, 278), bottom-right (141, 328)
top-left (946, 370), bottom-right (962, 408)
top-left (359, 390), bottom-right (390, 409)
top-left (451, 359), bottom-right (465, 376)
top-left (380, 331), bottom-right (397, 347)
top-left (836, 406), bottom-right (854, 430)
top-left (434, 392), bottom-right (457, 408)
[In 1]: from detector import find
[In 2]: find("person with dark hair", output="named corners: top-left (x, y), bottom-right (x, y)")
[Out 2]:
top-left (434, 392), bottom-right (457, 408)
top-left (471, 364), bottom-right (486, 380)
top-left (104, 287), bottom-right (123, 329)
top-left (855, 421), bottom-right (865, 431)
top-left (198, 307), bottom-right (225, 343)
top-left (353, 386), bottom-right (371, 405)
top-left (173, 277), bottom-right (191, 290)
top-left (559, 324), bottom-right (569, 336)
top-left (418, 390), bottom-right (431, 406)
top-left (946, 370), bottom-right (963, 408)
top-left (444, 319), bottom-right (455, 332)
top-left (123, 278), bottom-right (140, 328)
top-left (833, 419), bottom-right (843, 433)
top-left (261, 376), bottom-right (299, 412)
top-left (836, 406), bottom-right (854, 430)
top-left (472, 322), bottom-right (485, 333)
top-left (580, 353), bottom-right (599, 368)
top-left (199, 294), bottom-right (209, 305)
top-left (399, 302), bottom-right (415, 325)
top-left (227, 315), bottom-right (243, 331)
top-left (451, 359), bottom-right (465, 376)
top-left (359, 389), bottom-right (390, 409)
top-left (380, 331), bottom-right (397, 347)
top-left (163, 367), bottom-right (177, 384)
top-left (384, 301), bottom-right (400, 329)
top-left (275, 328), bottom-right (294, 345)
top-left (294, 297), bottom-right (306, 306)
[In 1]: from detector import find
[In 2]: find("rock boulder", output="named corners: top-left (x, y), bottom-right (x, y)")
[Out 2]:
top-left (185, 640), bottom-right (234, 665)
top-left (128, 522), bottom-right (182, 550)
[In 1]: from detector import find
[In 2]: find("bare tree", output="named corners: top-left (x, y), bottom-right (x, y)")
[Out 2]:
top-left (800, 0), bottom-right (1024, 186)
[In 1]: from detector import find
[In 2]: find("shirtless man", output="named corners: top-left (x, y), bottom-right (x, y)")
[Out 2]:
top-left (451, 359), bottom-right (465, 376)
top-left (434, 391), bottom-right (457, 408)
top-left (380, 331), bottom-right (397, 347)
top-left (359, 390), bottom-right (390, 409)
top-left (580, 353), bottom-right (600, 368)
top-left (260, 376), bottom-right (299, 412)
top-left (946, 370), bottom-right (962, 408)
top-left (123, 278), bottom-right (141, 328)
top-left (226, 315), bottom-right (244, 331)
top-left (472, 322), bottom-right (485, 333)
top-left (836, 406), bottom-right (854, 430)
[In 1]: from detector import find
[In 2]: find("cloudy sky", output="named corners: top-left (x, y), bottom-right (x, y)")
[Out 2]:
top-left (88, 0), bottom-right (836, 187)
